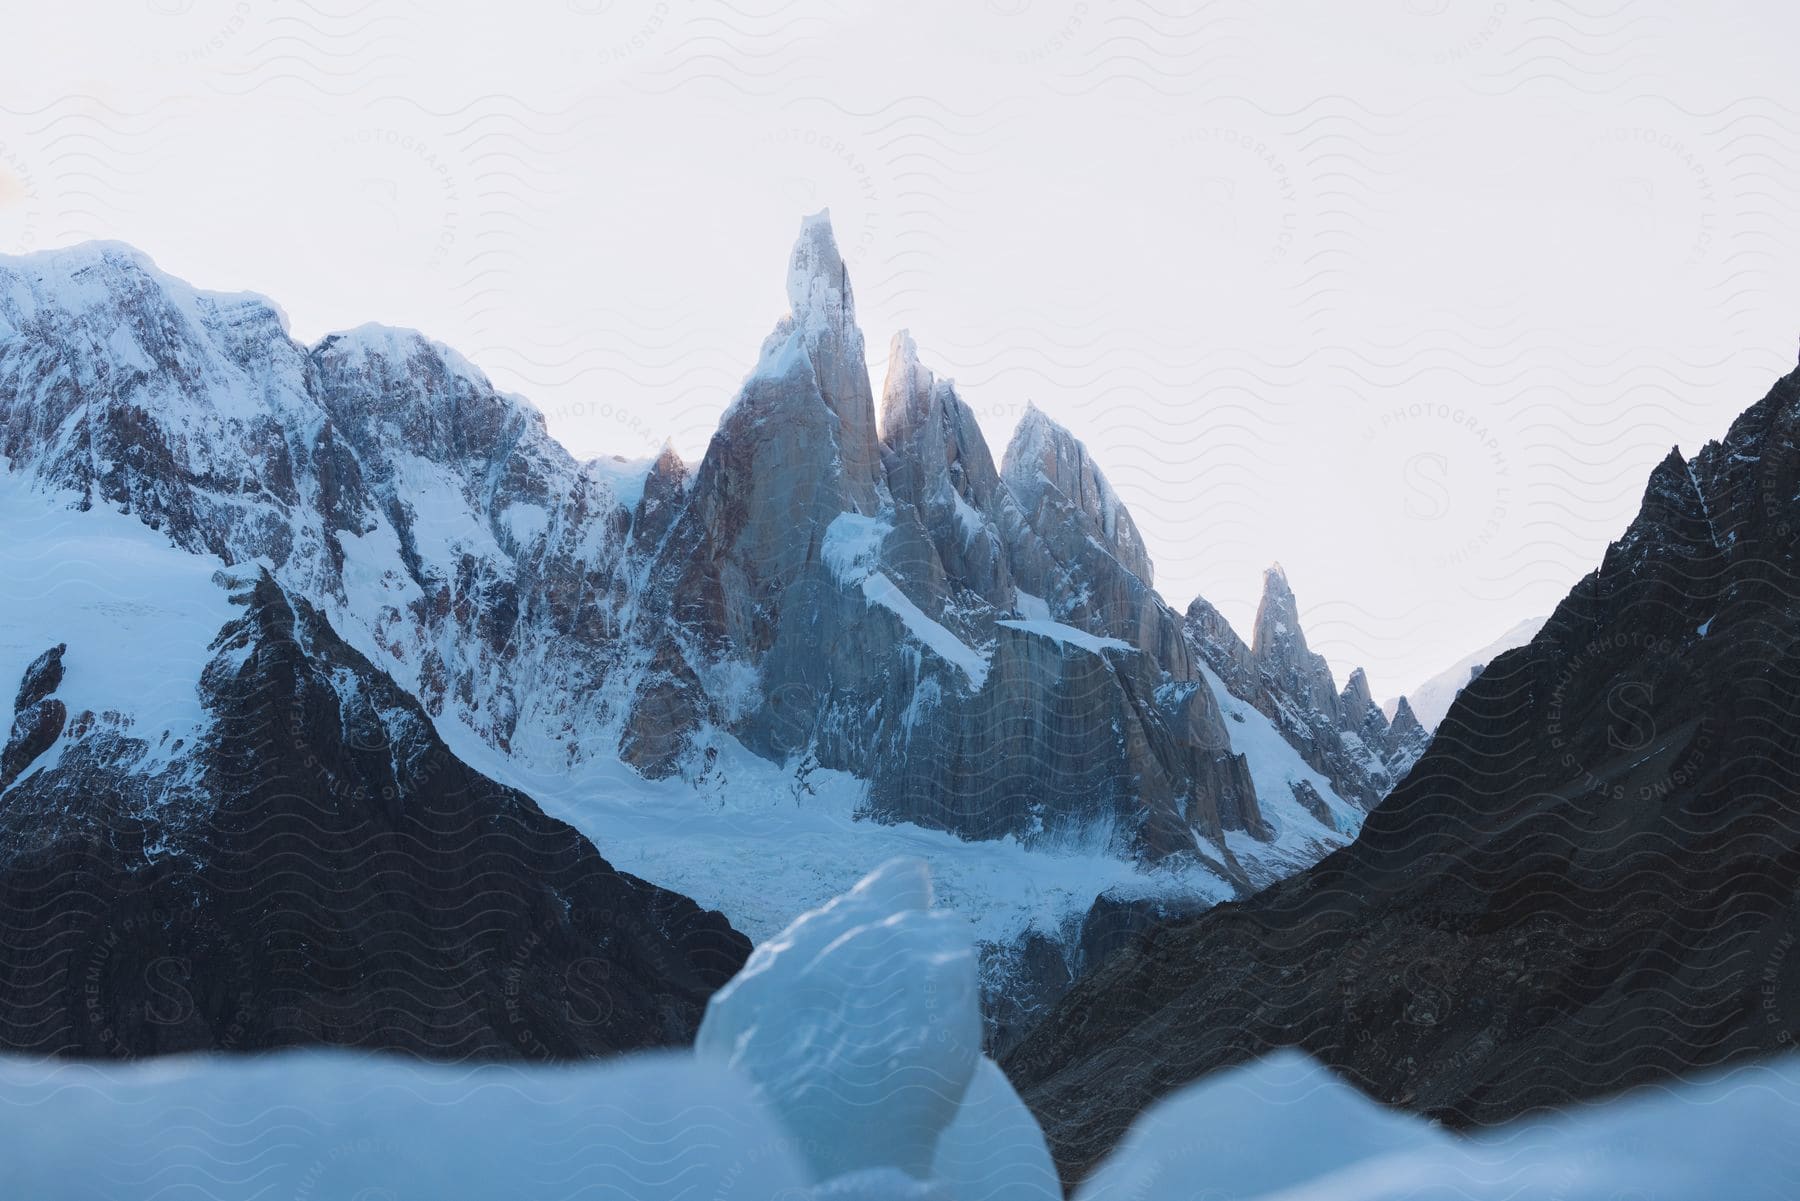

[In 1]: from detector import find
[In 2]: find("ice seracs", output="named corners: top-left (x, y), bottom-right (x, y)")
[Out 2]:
top-left (1072, 1051), bottom-right (1800, 1199)
top-left (930, 1056), bottom-right (1062, 1201)
top-left (0, 1051), bottom-right (815, 1201)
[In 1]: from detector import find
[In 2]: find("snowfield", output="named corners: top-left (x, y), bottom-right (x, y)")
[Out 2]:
top-left (0, 859), bottom-right (1790, 1200)
top-left (0, 468), bottom-right (239, 781)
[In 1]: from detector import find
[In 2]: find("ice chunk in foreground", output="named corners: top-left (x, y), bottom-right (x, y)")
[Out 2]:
top-left (1076, 1050), bottom-right (1800, 1200)
top-left (932, 1056), bottom-right (1062, 1200)
top-left (0, 1050), bottom-right (808, 1201)
top-left (695, 856), bottom-right (984, 1184)
top-left (1075, 1050), bottom-right (1445, 1200)
top-left (804, 1168), bottom-right (955, 1199)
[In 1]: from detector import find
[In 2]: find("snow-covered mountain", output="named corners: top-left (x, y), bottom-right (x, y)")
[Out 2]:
top-left (0, 215), bottom-right (1430, 1050)
top-left (1385, 615), bottom-right (1548, 730)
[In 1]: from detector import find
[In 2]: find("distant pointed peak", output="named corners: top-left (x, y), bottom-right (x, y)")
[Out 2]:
top-left (1392, 695), bottom-right (1420, 724)
top-left (1250, 560), bottom-right (1313, 664)
top-left (1006, 400), bottom-right (1068, 455)
top-left (786, 209), bottom-right (854, 334)
top-left (1002, 402), bottom-right (1062, 478)
top-left (1260, 562), bottom-right (1296, 603)
top-left (878, 328), bottom-right (936, 436)
top-left (886, 329), bottom-right (928, 386)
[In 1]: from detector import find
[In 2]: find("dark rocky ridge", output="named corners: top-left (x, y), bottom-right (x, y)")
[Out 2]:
top-left (1006, 368), bottom-right (1800, 1185)
top-left (0, 567), bottom-right (749, 1059)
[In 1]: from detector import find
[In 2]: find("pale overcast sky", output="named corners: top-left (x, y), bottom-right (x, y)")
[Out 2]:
top-left (5, 0), bottom-right (1798, 697)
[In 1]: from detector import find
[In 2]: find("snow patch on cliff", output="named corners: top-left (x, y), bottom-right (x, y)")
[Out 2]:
top-left (1199, 663), bottom-right (1364, 878)
top-left (998, 618), bottom-right (1129, 656)
top-left (824, 512), bottom-right (988, 687)
top-left (0, 470), bottom-right (237, 782)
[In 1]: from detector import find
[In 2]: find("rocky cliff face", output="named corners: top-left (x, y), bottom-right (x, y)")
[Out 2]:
top-left (589, 214), bottom-right (1370, 867)
top-left (1006, 367), bottom-right (1800, 1186)
top-left (878, 330), bottom-right (1015, 610)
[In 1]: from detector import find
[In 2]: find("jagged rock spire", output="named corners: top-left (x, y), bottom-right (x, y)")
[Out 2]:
top-left (640, 210), bottom-right (902, 666)
top-left (1250, 563), bottom-right (1340, 725)
top-left (1338, 666), bottom-right (1397, 781)
top-left (1382, 695), bottom-right (1431, 775)
top-left (879, 328), bottom-right (1004, 510)
top-left (878, 330), bottom-right (1013, 604)
top-left (1251, 563), bottom-right (1301, 658)
top-left (631, 441), bottom-right (690, 547)
top-left (878, 329), bottom-right (936, 450)
top-left (1386, 696), bottom-right (1426, 753)
top-left (776, 209), bottom-right (884, 511)
top-left (1340, 666), bottom-right (1376, 715)
top-left (786, 208), bottom-right (856, 335)
top-left (1001, 402), bottom-right (1154, 586)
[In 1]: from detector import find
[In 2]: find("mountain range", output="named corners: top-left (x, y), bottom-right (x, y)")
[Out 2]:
top-left (0, 214), bottom-right (1433, 1055)
top-left (1007, 366), bottom-right (1800, 1184)
top-left (4, 211), bottom-right (1798, 1191)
